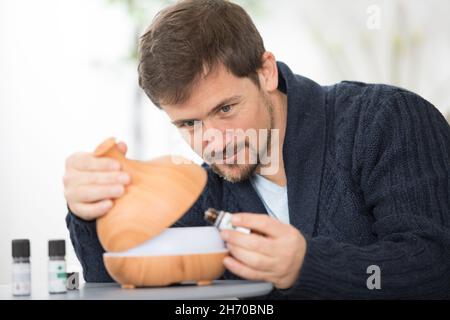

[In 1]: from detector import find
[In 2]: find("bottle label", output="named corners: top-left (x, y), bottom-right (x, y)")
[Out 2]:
top-left (12, 263), bottom-right (31, 296)
top-left (218, 213), bottom-right (251, 234)
top-left (48, 260), bottom-right (67, 293)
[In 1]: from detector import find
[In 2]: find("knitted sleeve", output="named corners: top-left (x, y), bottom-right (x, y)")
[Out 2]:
top-left (65, 210), bottom-right (113, 282)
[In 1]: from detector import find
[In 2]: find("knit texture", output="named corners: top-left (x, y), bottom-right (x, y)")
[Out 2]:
top-left (66, 61), bottom-right (450, 299)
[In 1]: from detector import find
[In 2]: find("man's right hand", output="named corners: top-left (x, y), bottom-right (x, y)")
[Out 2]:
top-left (63, 141), bottom-right (130, 221)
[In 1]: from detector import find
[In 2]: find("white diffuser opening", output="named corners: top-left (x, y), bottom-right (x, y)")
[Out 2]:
top-left (104, 226), bottom-right (227, 257)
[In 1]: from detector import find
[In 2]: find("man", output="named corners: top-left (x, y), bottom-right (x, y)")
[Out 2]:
top-left (64, 0), bottom-right (450, 299)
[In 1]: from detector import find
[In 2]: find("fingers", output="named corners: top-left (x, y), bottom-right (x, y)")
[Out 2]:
top-left (231, 213), bottom-right (284, 238)
top-left (69, 199), bottom-right (113, 221)
top-left (66, 170), bottom-right (130, 187)
top-left (67, 152), bottom-right (121, 172)
top-left (226, 243), bottom-right (276, 271)
top-left (67, 184), bottom-right (125, 203)
top-left (116, 141), bottom-right (128, 155)
top-left (64, 143), bottom-right (130, 221)
top-left (220, 230), bottom-right (275, 256)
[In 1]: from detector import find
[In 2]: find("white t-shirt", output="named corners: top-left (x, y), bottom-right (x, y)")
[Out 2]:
top-left (249, 173), bottom-right (290, 224)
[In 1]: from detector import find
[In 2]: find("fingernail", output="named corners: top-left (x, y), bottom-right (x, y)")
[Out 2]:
top-left (118, 173), bottom-right (130, 184)
top-left (111, 185), bottom-right (124, 196)
top-left (110, 162), bottom-right (120, 170)
top-left (103, 200), bottom-right (113, 209)
top-left (220, 231), bottom-right (228, 240)
top-left (231, 215), bottom-right (241, 224)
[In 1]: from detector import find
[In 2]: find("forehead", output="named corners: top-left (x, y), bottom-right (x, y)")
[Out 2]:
top-left (162, 63), bottom-right (254, 119)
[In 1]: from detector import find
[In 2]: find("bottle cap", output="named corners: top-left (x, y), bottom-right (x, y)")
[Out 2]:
top-left (12, 239), bottom-right (30, 258)
top-left (204, 208), bottom-right (220, 224)
top-left (48, 239), bottom-right (65, 257)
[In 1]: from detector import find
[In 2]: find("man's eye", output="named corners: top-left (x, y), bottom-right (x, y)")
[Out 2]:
top-left (220, 105), bottom-right (232, 113)
top-left (183, 120), bottom-right (195, 127)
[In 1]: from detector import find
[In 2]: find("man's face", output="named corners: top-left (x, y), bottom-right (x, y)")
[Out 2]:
top-left (162, 63), bottom-right (274, 183)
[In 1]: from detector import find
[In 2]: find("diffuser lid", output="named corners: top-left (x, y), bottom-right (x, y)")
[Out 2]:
top-left (94, 138), bottom-right (207, 253)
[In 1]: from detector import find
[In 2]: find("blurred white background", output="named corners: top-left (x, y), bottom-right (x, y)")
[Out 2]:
top-left (0, 0), bottom-right (449, 285)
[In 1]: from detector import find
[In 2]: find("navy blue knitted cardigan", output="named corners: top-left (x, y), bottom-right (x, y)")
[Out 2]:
top-left (66, 61), bottom-right (450, 299)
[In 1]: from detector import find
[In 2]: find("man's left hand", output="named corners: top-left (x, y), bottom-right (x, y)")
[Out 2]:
top-left (220, 213), bottom-right (307, 289)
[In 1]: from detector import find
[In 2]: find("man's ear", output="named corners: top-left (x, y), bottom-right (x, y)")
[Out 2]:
top-left (257, 52), bottom-right (278, 92)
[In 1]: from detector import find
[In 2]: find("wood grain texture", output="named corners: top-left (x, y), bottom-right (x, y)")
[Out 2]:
top-left (103, 251), bottom-right (228, 287)
top-left (93, 138), bottom-right (207, 252)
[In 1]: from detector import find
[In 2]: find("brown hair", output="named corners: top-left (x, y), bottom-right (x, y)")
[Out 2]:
top-left (138, 0), bottom-right (266, 108)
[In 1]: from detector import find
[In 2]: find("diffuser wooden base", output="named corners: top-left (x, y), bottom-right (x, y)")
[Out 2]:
top-left (104, 251), bottom-right (228, 288)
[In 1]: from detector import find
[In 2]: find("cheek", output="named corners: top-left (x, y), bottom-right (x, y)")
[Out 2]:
top-left (229, 107), bottom-right (260, 131)
top-left (244, 98), bottom-right (271, 128)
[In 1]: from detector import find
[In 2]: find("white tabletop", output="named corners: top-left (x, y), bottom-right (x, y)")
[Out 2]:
top-left (0, 280), bottom-right (273, 300)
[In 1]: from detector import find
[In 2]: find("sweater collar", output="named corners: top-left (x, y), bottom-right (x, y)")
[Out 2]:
top-left (277, 61), bottom-right (326, 237)
top-left (224, 61), bottom-right (327, 237)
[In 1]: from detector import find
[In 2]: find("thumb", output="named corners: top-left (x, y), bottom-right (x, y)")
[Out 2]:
top-left (116, 141), bottom-right (128, 155)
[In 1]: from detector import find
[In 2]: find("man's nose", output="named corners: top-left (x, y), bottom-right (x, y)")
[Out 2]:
top-left (202, 120), bottom-right (229, 153)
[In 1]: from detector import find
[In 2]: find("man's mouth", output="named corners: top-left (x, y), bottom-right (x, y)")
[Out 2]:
top-left (222, 143), bottom-right (247, 164)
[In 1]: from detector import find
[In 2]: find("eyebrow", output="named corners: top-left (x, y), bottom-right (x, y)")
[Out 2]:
top-left (171, 95), bottom-right (243, 126)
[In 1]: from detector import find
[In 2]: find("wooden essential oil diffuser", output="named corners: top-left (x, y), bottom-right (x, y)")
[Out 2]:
top-left (93, 138), bottom-right (228, 288)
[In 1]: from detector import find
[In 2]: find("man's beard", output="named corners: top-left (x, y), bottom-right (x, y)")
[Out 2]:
top-left (210, 93), bottom-right (274, 183)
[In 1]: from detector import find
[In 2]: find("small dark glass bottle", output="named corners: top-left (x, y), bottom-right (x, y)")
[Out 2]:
top-left (12, 239), bottom-right (31, 296)
top-left (48, 240), bottom-right (67, 294)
